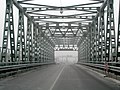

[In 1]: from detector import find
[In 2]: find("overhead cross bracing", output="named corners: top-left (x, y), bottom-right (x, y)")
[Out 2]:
top-left (14, 0), bottom-right (104, 51)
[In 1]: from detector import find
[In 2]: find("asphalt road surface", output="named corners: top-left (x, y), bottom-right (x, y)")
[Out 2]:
top-left (0, 64), bottom-right (120, 90)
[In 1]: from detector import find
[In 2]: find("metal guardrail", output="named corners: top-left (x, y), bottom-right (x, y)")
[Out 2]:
top-left (0, 62), bottom-right (55, 78)
top-left (0, 62), bottom-right (54, 71)
top-left (0, 47), bottom-right (55, 78)
top-left (78, 62), bottom-right (120, 75)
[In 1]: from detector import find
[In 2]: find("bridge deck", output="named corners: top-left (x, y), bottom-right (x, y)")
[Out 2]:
top-left (0, 64), bottom-right (119, 90)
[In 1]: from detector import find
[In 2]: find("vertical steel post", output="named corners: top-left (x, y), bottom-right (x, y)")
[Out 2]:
top-left (117, 0), bottom-right (120, 62)
top-left (32, 23), bottom-right (38, 62)
top-left (95, 18), bottom-right (99, 62)
top-left (1, 0), bottom-right (15, 62)
top-left (105, 0), bottom-right (116, 62)
top-left (16, 10), bottom-right (25, 63)
top-left (26, 19), bottom-right (32, 62)
top-left (100, 10), bottom-right (105, 62)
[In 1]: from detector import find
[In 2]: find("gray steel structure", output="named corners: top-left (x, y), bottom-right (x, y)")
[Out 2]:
top-left (0, 0), bottom-right (120, 65)
top-left (78, 0), bottom-right (119, 63)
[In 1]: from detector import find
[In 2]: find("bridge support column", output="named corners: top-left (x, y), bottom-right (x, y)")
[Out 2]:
top-left (98, 9), bottom-right (105, 62)
top-left (1, 0), bottom-right (15, 62)
top-left (25, 19), bottom-right (32, 63)
top-left (105, 0), bottom-right (116, 62)
top-left (16, 10), bottom-right (26, 63)
top-left (117, 0), bottom-right (120, 62)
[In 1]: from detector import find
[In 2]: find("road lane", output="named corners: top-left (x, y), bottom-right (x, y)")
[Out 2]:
top-left (49, 66), bottom-right (65, 90)
top-left (52, 64), bottom-right (120, 90)
top-left (0, 64), bottom-right (65, 90)
top-left (0, 64), bottom-right (120, 90)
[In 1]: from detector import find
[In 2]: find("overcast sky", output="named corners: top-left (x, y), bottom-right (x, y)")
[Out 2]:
top-left (0, 0), bottom-right (119, 62)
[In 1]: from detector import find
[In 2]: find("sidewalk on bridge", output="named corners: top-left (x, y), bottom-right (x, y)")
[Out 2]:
top-left (76, 64), bottom-right (120, 85)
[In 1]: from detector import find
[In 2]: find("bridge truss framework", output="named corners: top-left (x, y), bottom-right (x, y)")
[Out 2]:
top-left (0, 0), bottom-right (120, 65)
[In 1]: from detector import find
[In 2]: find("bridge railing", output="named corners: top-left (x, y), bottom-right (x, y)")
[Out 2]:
top-left (78, 62), bottom-right (120, 76)
top-left (0, 47), bottom-right (55, 78)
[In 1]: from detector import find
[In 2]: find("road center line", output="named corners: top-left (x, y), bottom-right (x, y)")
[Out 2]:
top-left (49, 66), bottom-right (65, 90)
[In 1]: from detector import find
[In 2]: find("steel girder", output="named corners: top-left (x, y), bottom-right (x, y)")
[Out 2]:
top-left (23, 6), bottom-right (99, 13)
top-left (32, 23), bottom-right (38, 61)
top-left (16, 0), bottom-right (103, 48)
top-left (55, 44), bottom-right (78, 51)
top-left (78, 36), bottom-right (90, 62)
top-left (78, 0), bottom-right (118, 63)
top-left (1, 0), bottom-right (16, 62)
top-left (98, 9), bottom-right (105, 62)
top-left (1, 0), bottom-right (119, 64)
top-left (117, 0), bottom-right (120, 62)
top-left (105, 0), bottom-right (116, 62)
top-left (25, 19), bottom-right (32, 62)
top-left (16, 10), bottom-right (26, 62)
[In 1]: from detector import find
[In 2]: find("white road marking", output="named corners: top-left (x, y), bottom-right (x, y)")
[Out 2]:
top-left (49, 66), bottom-right (65, 90)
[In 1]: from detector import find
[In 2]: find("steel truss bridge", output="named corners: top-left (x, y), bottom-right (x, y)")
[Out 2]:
top-left (0, 0), bottom-right (120, 74)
